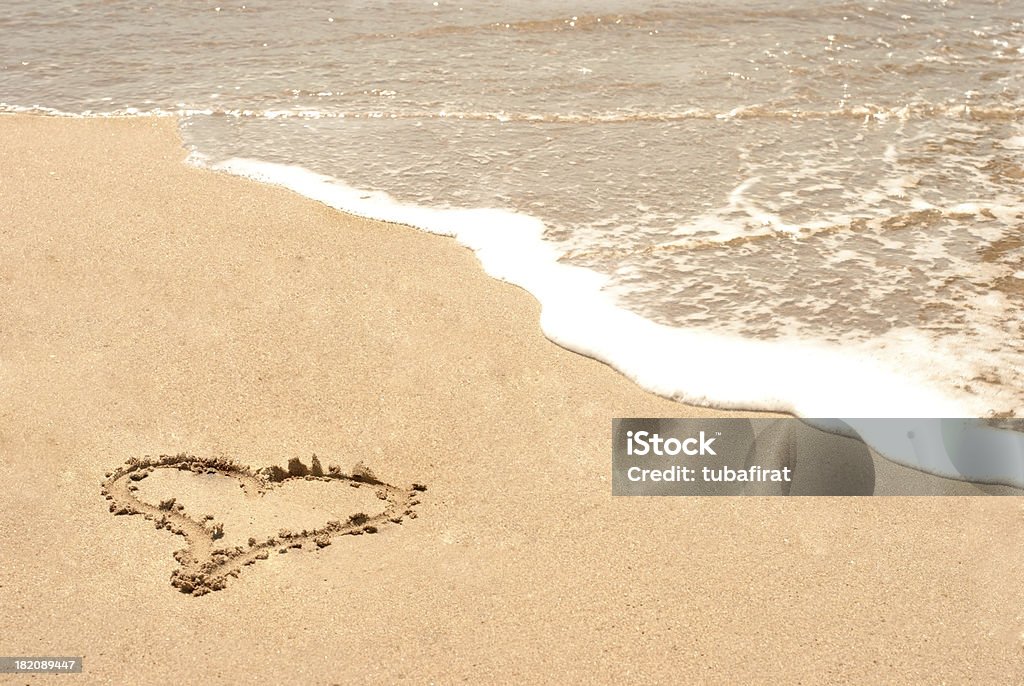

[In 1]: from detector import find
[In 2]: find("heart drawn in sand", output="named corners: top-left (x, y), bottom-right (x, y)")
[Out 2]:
top-left (101, 454), bottom-right (425, 596)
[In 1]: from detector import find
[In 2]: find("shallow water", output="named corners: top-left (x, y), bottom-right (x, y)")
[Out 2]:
top-left (3, 0), bottom-right (1022, 416)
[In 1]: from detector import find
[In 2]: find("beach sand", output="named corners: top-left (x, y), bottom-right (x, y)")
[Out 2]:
top-left (1, 114), bottom-right (1021, 683)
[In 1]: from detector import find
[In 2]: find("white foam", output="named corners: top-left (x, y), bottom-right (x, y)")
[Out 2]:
top-left (204, 157), bottom-right (980, 423)
top-left (4, 101), bottom-right (1021, 124)
top-left (1001, 135), bottom-right (1024, 150)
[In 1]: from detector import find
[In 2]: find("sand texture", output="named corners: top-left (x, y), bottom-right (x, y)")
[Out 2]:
top-left (1, 114), bottom-right (1022, 684)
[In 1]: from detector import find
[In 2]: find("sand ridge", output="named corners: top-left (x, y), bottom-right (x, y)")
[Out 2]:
top-left (100, 454), bottom-right (425, 596)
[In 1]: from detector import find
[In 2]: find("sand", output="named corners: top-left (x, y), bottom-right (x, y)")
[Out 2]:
top-left (0, 114), bottom-right (1021, 684)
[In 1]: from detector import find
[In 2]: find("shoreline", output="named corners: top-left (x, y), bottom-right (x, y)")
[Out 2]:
top-left (205, 155), bottom-right (984, 420)
top-left (1, 113), bottom-right (1022, 683)
top-left (3, 109), bottom-right (992, 421)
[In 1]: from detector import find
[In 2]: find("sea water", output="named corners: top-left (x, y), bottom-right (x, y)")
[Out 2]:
top-left (3, 0), bottom-right (1022, 418)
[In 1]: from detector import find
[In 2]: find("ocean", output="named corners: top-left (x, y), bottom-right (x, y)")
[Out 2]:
top-left (3, 0), bottom-right (1022, 418)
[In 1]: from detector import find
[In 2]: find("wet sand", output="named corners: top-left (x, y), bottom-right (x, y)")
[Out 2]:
top-left (0, 114), bottom-right (1021, 684)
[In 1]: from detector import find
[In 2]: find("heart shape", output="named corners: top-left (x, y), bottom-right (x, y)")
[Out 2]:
top-left (101, 454), bottom-right (424, 596)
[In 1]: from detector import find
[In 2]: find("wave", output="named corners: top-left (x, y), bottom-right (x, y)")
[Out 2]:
top-left (4, 101), bottom-right (1021, 123)
top-left (190, 155), bottom-right (1024, 488)
top-left (193, 154), bottom-right (979, 422)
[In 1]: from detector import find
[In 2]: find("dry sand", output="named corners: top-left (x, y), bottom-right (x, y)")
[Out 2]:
top-left (0, 114), bottom-right (1021, 684)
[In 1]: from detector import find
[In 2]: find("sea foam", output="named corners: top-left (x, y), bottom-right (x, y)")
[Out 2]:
top-left (201, 156), bottom-right (979, 425)
top-left (188, 157), bottom-right (1024, 486)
